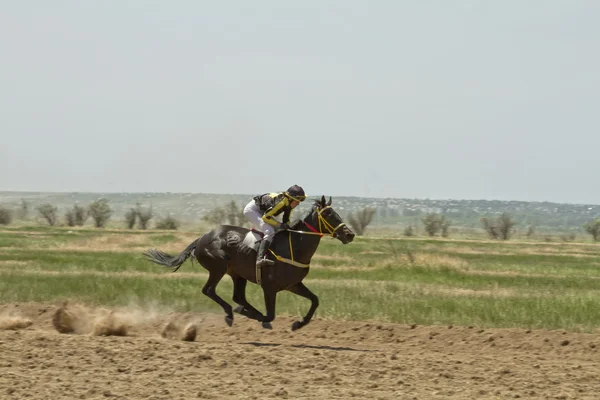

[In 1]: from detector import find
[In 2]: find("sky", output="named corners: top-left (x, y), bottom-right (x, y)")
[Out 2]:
top-left (1, 1), bottom-right (599, 204)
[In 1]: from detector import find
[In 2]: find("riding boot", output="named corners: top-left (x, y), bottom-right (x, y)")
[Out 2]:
top-left (256, 239), bottom-right (275, 267)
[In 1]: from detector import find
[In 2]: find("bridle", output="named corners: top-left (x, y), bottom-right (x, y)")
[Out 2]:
top-left (260, 205), bottom-right (348, 281)
top-left (301, 206), bottom-right (347, 238)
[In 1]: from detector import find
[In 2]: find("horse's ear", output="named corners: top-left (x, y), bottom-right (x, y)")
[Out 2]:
top-left (326, 196), bottom-right (332, 206)
top-left (320, 195), bottom-right (326, 207)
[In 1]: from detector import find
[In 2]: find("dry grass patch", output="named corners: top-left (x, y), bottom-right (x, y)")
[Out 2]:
top-left (313, 253), bottom-right (468, 271)
top-left (54, 234), bottom-right (150, 252)
top-left (310, 264), bottom-right (379, 271)
top-left (0, 230), bottom-right (52, 236)
top-left (307, 278), bottom-right (524, 298)
top-left (0, 269), bottom-right (209, 279)
top-left (311, 254), bottom-right (354, 262)
top-left (380, 253), bottom-right (469, 269)
top-left (412, 253), bottom-right (469, 269)
top-left (20, 232), bottom-right (200, 253)
top-left (425, 286), bottom-right (520, 298)
top-left (0, 260), bottom-right (32, 267)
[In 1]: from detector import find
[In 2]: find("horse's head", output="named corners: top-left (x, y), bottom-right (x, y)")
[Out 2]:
top-left (305, 196), bottom-right (355, 244)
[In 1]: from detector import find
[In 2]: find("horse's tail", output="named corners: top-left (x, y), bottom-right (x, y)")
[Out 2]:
top-left (143, 237), bottom-right (201, 272)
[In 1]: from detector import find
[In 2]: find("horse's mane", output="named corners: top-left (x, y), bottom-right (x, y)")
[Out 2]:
top-left (289, 199), bottom-right (321, 230)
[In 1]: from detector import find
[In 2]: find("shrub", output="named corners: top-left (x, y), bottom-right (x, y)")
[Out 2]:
top-left (583, 219), bottom-right (600, 241)
top-left (124, 208), bottom-right (137, 229)
top-left (37, 203), bottom-right (58, 226)
top-left (136, 203), bottom-right (153, 230)
top-left (65, 204), bottom-right (88, 227)
top-left (155, 215), bottom-right (180, 230)
top-left (0, 206), bottom-right (13, 225)
top-left (421, 214), bottom-right (451, 237)
top-left (225, 201), bottom-right (245, 226)
top-left (202, 206), bottom-right (227, 226)
top-left (18, 199), bottom-right (29, 220)
top-left (88, 199), bottom-right (112, 228)
top-left (347, 207), bottom-right (376, 236)
top-left (481, 213), bottom-right (516, 240)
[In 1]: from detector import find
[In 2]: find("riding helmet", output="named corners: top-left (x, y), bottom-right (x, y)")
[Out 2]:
top-left (286, 185), bottom-right (306, 202)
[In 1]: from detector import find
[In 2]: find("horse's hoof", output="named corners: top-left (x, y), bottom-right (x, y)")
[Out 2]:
top-left (291, 321), bottom-right (303, 331)
top-left (233, 306), bottom-right (244, 315)
top-left (225, 316), bottom-right (233, 327)
top-left (261, 322), bottom-right (272, 330)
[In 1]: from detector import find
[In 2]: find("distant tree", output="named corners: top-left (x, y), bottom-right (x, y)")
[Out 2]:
top-left (526, 225), bottom-right (535, 237)
top-left (124, 208), bottom-right (137, 229)
top-left (136, 203), bottom-right (153, 230)
top-left (560, 233), bottom-right (576, 242)
top-left (18, 199), bottom-right (29, 220)
top-left (155, 215), bottom-right (180, 230)
top-left (497, 213), bottom-right (517, 240)
top-left (440, 217), bottom-right (451, 237)
top-left (65, 204), bottom-right (88, 227)
top-left (347, 207), bottom-right (376, 236)
top-left (422, 214), bottom-right (439, 236)
top-left (0, 206), bottom-right (13, 225)
top-left (481, 213), bottom-right (516, 240)
top-left (65, 210), bottom-right (76, 227)
top-left (421, 214), bottom-right (451, 237)
top-left (403, 225), bottom-right (414, 237)
top-left (481, 217), bottom-right (498, 239)
top-left (74, 204), bottom-right (88, 226)
top-left (225, 201), bottom-right (245, 226)
top-left (202, 206), bottom-right (227, 226)
top-left (583, 219), bottom-right (600, 241)
top-left (88, 199), bottom-right (112, 228)
top-left (37, 203), bottom-right (58, 226)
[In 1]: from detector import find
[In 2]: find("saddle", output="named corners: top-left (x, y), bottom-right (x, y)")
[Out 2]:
top-left (241, 229), bottom-right (267, 253)
top-left (240, 229), bottom-right (286, 258)
top-left (241, 228), bottom-right (310, 284)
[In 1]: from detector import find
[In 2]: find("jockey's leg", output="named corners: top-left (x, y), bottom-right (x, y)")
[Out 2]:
top-left (243, 200), bottom-right (263, 230)
top-left (256, 224), bottom-right (275, 267)
top-left (244, 200), bottom-right (276, 266)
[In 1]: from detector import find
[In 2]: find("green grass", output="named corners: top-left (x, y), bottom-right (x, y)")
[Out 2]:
top-left (2, 226), bottom-right (600, 331)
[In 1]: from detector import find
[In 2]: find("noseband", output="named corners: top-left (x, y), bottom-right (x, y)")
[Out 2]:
top-left (304, 206), bottom-right (346, 237)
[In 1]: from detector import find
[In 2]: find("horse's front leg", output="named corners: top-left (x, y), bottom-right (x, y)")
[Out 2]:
top-left (260, 286), bottom-right (277, 330)
top-left (232, 276), bottom-right (264, 321)
top-left (286, 282), bottom-right (319, 331)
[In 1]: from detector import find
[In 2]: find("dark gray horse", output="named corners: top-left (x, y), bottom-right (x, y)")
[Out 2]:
top-left (144, 196), bottom-right (355, 330)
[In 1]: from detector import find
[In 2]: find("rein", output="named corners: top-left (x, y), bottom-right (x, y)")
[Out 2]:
top-left (285, 206), bottom-right (346, 237)
top-left (264, 206), bottom-right (346, 273)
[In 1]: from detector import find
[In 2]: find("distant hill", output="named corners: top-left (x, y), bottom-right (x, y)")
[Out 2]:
top-left (1, 191), bottom-right (599, 232)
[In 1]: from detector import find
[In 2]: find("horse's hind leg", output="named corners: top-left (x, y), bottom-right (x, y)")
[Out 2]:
top-left (197, 256), bottom-right (234, 326)
top-left (232, 276), bottom-right (264, 321)
top-left (286, 282), bottom-right (319, 331)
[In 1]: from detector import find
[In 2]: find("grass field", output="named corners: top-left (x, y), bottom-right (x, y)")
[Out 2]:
top-left (1, 225), bottom-right (600, 332)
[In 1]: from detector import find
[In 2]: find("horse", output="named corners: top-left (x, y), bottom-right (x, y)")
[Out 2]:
top-left (143, 195), bottom-right (355, 330)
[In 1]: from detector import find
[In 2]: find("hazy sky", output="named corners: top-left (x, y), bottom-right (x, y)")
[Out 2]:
top-left (1, 1), bottom-right (599, 203)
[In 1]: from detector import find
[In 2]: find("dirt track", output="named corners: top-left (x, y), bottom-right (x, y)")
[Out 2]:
top-left (1, 303), bottom-right (599, 399)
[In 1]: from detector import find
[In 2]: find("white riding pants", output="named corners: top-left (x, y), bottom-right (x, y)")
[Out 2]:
top-left (243, 200), bottom-right (276, 241)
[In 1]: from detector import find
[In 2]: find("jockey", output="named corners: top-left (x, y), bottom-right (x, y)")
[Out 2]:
top-left (243, 185), bottom-right (307, 267)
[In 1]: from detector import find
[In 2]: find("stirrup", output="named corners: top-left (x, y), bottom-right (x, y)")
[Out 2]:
top-left (256, 257), bottom-right (275, 267)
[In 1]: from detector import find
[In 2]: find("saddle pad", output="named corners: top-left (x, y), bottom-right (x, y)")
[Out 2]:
top-left (242, 230), bottom-right (264, 252)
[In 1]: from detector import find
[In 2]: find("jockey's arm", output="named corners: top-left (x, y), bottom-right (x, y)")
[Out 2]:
top-left (282, 209), bottom-right (291, 224)
top-left (261, 199), bottom-right (288, 227)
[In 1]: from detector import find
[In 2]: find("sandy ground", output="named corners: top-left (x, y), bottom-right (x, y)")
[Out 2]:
top-left (1, 302), bottom-right (599, 400)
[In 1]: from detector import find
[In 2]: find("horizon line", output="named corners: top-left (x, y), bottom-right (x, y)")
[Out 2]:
top-left (1, 190), bottom-right (598, 207)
